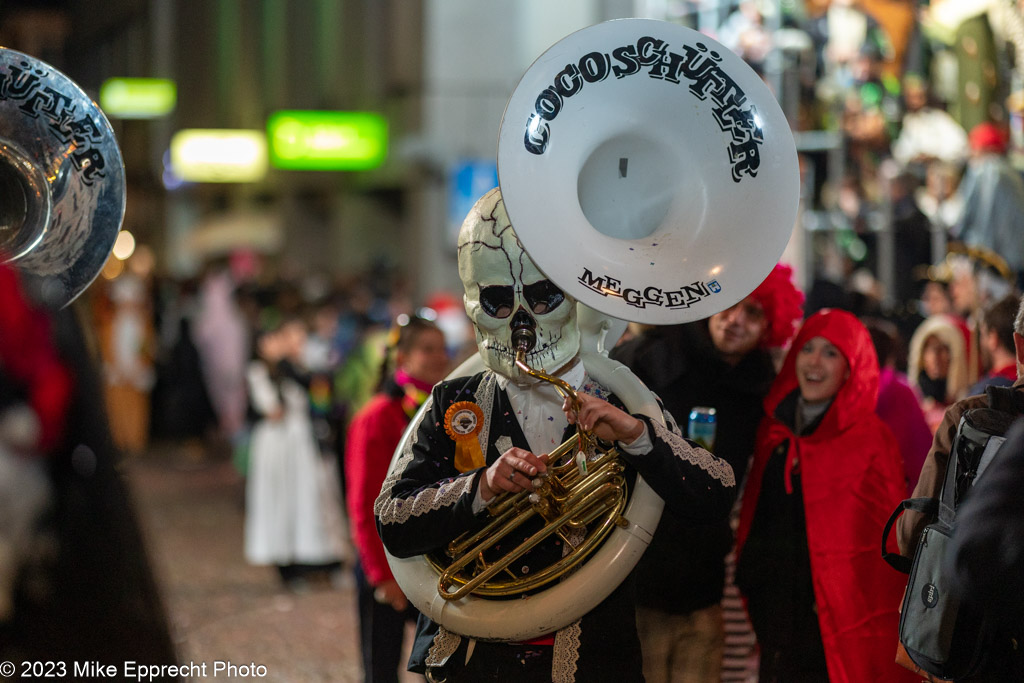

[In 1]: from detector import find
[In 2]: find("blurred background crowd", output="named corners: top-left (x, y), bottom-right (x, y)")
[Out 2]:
top-left (3, 0), bottom-right (1024, 680)
top-left (61, 0), bottom-right (1024, 467)
top-left (79, 0), bottom-right (1024, 481)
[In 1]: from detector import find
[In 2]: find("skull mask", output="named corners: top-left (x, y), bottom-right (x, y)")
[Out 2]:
top-left (458, 188), bottom-right (580, 382)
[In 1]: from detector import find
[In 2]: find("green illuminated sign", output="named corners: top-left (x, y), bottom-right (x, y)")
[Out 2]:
top-left (267, 111), bottom-right (388, 170)
top-left (100, 78), bottom-right (176, 119)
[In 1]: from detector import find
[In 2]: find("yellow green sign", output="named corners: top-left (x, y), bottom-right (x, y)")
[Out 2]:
top-left (267, 111), bottom-right (388, 170)
top-left (170, 129), bottom-right (267, 183)
top-left (100, 78), bottom-right (176, 119)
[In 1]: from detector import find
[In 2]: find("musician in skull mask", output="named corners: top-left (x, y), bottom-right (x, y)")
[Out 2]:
top-left (375, 188), bottom-right (735, 682)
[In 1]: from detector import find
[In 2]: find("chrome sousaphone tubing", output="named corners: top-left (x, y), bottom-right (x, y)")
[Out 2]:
top-left (386, 18), bottom-right (799, 641)
top-left (0, 48), bottom-right (126, 308)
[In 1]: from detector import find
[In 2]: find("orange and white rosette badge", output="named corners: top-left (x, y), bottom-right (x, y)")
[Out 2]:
top-left (444, 401), bottom-right (486, 472)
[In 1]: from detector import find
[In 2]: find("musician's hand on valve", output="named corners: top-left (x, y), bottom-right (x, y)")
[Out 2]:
top-left (479, 447), bottom-right (549, 502)
top-left (564, 394), bottom-right (645, 444)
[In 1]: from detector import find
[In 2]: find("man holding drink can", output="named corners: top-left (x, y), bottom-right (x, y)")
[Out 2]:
top-left (611, 263), bottom-right (803, 683)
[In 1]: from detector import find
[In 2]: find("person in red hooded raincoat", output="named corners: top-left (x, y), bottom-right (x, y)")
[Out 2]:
top-left (734, 309), bottom-right (917, 683)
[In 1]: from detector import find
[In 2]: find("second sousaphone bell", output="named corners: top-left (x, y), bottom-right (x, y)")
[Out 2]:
top-left (0, 48), bottom-right (125, 309)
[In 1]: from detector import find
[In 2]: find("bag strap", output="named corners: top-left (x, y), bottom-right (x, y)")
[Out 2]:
top-left (939, 413), bottom-right (970, 525)
top-left (985, 384), bottom-right (1024, 414)
top-left (882, 497), bottom-right (939, 573)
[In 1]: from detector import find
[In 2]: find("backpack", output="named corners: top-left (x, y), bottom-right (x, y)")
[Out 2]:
top-left (881, 385), bottom-right (1024, 681)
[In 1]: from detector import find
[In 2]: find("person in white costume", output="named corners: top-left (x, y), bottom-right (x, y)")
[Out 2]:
top-left (244, 317), bottom-right (345, 589)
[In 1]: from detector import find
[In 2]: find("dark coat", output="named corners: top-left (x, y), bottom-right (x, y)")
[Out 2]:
top-left (611, 322), bottom-right (775, 612)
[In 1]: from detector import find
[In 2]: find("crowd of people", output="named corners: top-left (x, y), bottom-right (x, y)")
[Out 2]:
top-left (715, 0), bottom-right (1024, 338)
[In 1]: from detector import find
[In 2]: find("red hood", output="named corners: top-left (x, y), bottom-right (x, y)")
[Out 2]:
top-left (739, 308), bottom-right (916, 683)
top-left (764, 308), bottom-right (879, 438)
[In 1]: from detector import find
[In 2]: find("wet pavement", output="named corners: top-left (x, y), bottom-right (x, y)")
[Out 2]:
top-left (125, 444), bottom-right (421, 683)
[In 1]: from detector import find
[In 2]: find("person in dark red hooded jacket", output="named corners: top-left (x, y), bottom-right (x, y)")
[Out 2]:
top-left (734, 309), bottom-right (917, 683)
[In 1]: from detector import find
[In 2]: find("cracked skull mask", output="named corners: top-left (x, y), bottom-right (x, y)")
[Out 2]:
top-left (457, 188), bottom-right (580, 381)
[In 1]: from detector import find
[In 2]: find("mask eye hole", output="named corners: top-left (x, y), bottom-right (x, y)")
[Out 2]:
top-left (480, 285), bottom-right (514, 319)
top-left (524, 280), bottom-right (565, 315)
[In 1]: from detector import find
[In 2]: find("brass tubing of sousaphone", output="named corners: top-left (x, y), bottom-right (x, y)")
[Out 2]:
top-left (512, 348), bottom-right (598, 459)
top-left (443, 442), bottom-right (620, 561)
top-left (435, 468), bottom-right (627, 600)
top-left (468, 432), bottom-right (583, 525)
top-left (430, 332), bottom-right (637, 601)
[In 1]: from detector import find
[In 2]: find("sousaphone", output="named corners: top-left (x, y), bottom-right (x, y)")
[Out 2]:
top-left (0, 48), bottom-right (125, 308)
top-left (386, 18), bottom-right (798, 641)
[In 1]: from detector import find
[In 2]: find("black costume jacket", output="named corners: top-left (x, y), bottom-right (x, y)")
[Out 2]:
top-left (375, 368), bottom-right (735, 682)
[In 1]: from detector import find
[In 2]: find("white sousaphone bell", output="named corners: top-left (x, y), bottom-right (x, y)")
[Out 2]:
top-left (386, 18), bottom-right (799, 641)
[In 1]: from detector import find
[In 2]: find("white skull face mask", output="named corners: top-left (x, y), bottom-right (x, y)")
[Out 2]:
top-left (458, 188), bottom-right (580, 382)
